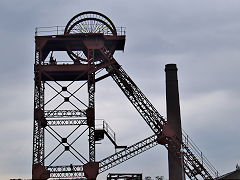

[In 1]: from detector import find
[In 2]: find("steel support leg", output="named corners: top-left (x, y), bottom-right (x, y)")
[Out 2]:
top-left (87, 49), bottom-right (96, 163)
top-left (32, 51), bottom-right (49, 179)
top-left (84, 49), bottom-right (99, 180)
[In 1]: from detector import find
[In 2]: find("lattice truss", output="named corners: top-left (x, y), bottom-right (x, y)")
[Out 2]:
top-left (44, 81), bottom-right (89, 160)
top-left (34, 68), bottom-right (88, 177)
top-left (33, 11), bottom-right (219, 180)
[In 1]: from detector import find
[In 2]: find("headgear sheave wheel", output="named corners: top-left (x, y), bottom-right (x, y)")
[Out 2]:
top-left (64, 11), bottom-right (117, 64)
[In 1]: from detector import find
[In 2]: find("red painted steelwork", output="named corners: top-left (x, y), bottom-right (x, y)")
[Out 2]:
top-left (33, 11), bottom-right (219, 180)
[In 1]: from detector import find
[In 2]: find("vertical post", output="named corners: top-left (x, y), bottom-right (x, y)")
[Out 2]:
top-left (88, 49), bottom-right (96, 162)
top-left (84, 49), bottom-right (99, 180)
top-left (32, 49), bottom-right (49, 179)
top-left (165, 64), bottom-right (185, 180)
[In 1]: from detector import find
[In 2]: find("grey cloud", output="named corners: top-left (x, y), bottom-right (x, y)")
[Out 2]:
top-left (1, 0), bottom-right (240, 179)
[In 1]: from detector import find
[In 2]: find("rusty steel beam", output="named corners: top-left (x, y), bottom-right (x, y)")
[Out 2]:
top-left (44, 110), bottom-right (86, 118)
top-left (47, 119), bottom-right (87, 126)
top-left (99, 134), bottom-right (158, 173)
top-left (87, 49), bottom-right (96, 163)
top-left (47, 165), bottom-right (84, 178)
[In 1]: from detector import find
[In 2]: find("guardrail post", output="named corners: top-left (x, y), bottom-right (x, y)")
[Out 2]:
top-left (35, 27), bottom-right (38, 36)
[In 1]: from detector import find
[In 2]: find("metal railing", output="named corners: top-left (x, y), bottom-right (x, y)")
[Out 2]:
top-left (182, 129), bottom-right (220, 178)
top-left (35, 26), bottom-right (126, 36)
top-left (116, 27), bottom-right (126, 35)
top-left (96, 119), bottom-right (116, 142)
top-left (35, 26), bottom-right (65, 36)
top-left (43, 60), bottom-right (74, 65)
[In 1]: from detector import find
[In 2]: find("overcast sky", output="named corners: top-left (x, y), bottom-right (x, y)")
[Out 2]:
top-left (1, 0), bottom-right (240, 179)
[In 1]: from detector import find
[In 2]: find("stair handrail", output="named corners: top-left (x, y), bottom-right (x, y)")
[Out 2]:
top-left (182, 129), bottom-right (220, 177)
top-left (95, 119), bottom-right (116, 142)
top-left (103, 120), bottom-right (116, 142)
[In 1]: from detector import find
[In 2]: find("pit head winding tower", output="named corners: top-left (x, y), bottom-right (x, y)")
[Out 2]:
top-left (33, 11), bottom-right (219, 180)
top-left (33, 11), bottom-right (125, 179)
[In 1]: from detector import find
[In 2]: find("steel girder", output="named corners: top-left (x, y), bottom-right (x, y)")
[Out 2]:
top-left (88, 49), bottom-right (96, 162)
top-left (47, 119), bottom-right (87, 126)
top-left (47, 165), bottom-right (84, 178)
top-left (99, 135), bottom-right (158, 173)
top-left (44, 109), bottom-right (86, 118)
top-left (33, 50), bottom-right (45, 166)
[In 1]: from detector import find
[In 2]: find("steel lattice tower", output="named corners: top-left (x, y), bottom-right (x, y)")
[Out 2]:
top-left (33, 11), bottom-right (125, 179)
top-left (33, 11), bottom-right (219, 180)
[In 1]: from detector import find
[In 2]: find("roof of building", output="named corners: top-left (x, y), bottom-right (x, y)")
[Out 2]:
top-left (215, 169), bottom-right (240, 180)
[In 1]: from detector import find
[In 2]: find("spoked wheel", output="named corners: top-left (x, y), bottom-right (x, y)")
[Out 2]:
top-left (64, 11), bottom-right (117, 64)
